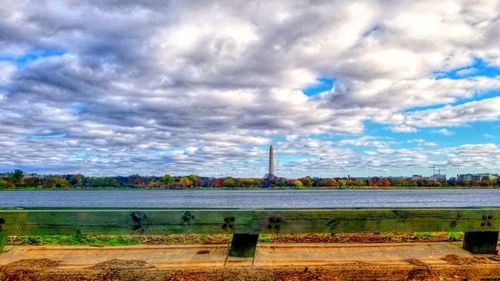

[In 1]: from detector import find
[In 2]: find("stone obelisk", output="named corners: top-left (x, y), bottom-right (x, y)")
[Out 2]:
top-left (268, 145), bottom-right (274, 179)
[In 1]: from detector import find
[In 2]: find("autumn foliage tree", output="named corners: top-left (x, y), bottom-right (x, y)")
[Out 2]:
top-left (179, 177), bottom-right (193, 188)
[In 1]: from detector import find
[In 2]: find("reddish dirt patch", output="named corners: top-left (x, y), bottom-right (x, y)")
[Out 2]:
top-left (0, 258), bottom-right (61, 271)
top-left (441, 254), bottom-right (490, 265)
top-left (90, 259), bottom-right (151, 270)
top-left (0, 263), bottom-right (499, 281)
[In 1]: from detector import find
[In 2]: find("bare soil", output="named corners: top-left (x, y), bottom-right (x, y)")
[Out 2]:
top-left (1, 258), bottom-right (500, 281)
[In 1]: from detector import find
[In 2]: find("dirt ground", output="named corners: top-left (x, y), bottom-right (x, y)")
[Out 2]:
top-left (1, 233), bottom-right (499, 281)
top-left (1, 258), bottom-right (500, 281)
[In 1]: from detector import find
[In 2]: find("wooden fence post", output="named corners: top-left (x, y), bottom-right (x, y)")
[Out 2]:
top-left (463, 231), bottom-right (499, 254)
top-left (228, 233), bottom-right (259, 257)
top-left (0, 217), bottom-right (6, 253)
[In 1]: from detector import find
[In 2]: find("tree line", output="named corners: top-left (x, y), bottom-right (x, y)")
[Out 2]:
top-left (0, 169), bottom-right (499, 189)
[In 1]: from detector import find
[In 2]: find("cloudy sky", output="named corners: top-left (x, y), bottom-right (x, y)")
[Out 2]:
top-left (0, 0), bottom-right (499, 178)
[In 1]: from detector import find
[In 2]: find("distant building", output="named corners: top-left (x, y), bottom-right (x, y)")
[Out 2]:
top-left (430, 174), bottom-right (446, 181)
top-left (457, 173), bottom-right (498, 182)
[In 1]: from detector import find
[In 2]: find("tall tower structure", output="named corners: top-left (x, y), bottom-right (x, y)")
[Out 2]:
top-left (268, 145), bottom-right (274, 179)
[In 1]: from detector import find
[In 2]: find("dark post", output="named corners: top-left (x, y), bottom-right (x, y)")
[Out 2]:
top-left (228, 233), bottom-right (259, 257)
top-left (0, 218), bottom-right (6, 252)
top-left (463, 231), bottom-right (499, 254)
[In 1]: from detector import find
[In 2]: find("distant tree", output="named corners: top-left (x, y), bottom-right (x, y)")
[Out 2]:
top-left (393, 179), bottom-right (403, 187)
top-left (354, 179), bottom-right (367, 187)
top-left (379, 178), bottom-right (390, 187)
top-left (470, 180), bottom-right (481, 187)
top-left (214, 178), bottom-right (225, 188)
top-left (432, 181), bottom-right (443, 187)
top-left (147, 181), bottom-right (162, 188)
top-left (189, 174), bottom-right (202, 187)
top-left (338, 179), bottom-right (348, 188)
top-left (69, 174), bottom-right (83, 187)
top-left (161, 174), bottom-right (174, 184)
top-left (179, 177), bottom-right (193, 188)
top-left (327, 179), bottom-right (338, 188)
top-left (275, 179), bottom-right (287, 187)
top-left (223, 177), bottom-right (236, 188)
top-left (338, 180), bottom-right (344, 189)
top-left (481, 178), bottom-right (494, 187)
top-left (301, 176), bottom-right (313, 187)
top-left (24, 177), bottom-right (41, 188)
top-left (292, 180), bottom-right (303, 188)
top-left (128, 175), bottom-right (146, 187)
top-left (11, 169), bottom-right (24, 187)
top-left (48, 176), bottom-right (70, 188)
top-left (0, 179), bottom-right (5, 189)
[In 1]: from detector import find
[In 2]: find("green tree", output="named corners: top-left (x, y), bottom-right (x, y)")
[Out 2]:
top-left (11, 169), bottom-right (24, 187)
top-left (0, 179), bottom-right (5, 189)
top-left (161, 174), bottom-right (174, 184)
top-left (354, 179), bottom-right (367, 187)
top-left (338, 180), bottom-right (344, 188)
top-left (393, 179), bottom-right (403, 187)
top-left (223, 177), bottom-right (236, 188)
top-left (481, 178), bottom-right (494, 187)
top-left (69, 174), bottom-right (83, 187)
top-left (301, 176), bottom-right (313, 187)
top-left (187, 174), bottom-right (199, 186)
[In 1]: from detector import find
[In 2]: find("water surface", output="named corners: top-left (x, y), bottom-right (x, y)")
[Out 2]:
top-left (0, 189), bottom-right (499, 208)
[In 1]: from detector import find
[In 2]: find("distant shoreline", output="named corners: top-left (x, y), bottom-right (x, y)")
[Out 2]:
top-left (0, 186), bottom-right (498, 191)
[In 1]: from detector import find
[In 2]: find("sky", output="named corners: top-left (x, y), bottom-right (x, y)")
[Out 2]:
top-left (0, 0), bottom-right (499, 178)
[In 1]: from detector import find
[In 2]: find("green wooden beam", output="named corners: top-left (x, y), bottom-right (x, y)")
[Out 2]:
top-left (0, 208), bottom-right (498, 236)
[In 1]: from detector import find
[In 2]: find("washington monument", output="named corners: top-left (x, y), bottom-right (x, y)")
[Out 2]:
top-left (268, 145), bottom-right (274, 179)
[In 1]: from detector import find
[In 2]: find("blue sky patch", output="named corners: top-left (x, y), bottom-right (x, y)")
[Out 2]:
top-left (302, 77), bottom-right (335, 96)
top-left (434, 57), bottom-right (500, 80)
top-left (0, 49), bottom-right (65, 67)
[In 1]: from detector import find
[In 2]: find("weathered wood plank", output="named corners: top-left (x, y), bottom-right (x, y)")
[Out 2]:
top-left (0, 208), bottom-right (498, 235)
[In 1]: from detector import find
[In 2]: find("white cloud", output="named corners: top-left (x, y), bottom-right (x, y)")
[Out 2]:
top-left (434, 128), bottom-right (454, 136)
top-left (404, 97), bottom-right (500, 128)
top-left (0, 0), bottom-right (499, 175)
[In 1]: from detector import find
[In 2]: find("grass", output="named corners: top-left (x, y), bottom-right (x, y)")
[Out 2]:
top-left (414, 232), bottom-right (432, 240)
top-left (9, 234), bottom-right (141, 247)
top-left (447, 231), bottom-right (462, 241)
top-left (7, 232), bottom-right (464, 247)
top-left (258, 235), bottom-right (272, 242)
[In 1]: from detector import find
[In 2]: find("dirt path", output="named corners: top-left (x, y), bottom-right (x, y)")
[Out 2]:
top-left (0, 242), bottom-right (499, 280)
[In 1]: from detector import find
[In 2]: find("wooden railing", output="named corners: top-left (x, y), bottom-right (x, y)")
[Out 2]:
top-left (0, 207), bottom-right (498, 257)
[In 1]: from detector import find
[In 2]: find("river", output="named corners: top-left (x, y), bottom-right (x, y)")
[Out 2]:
top-left (0, 189), bottom-right (499, 208)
